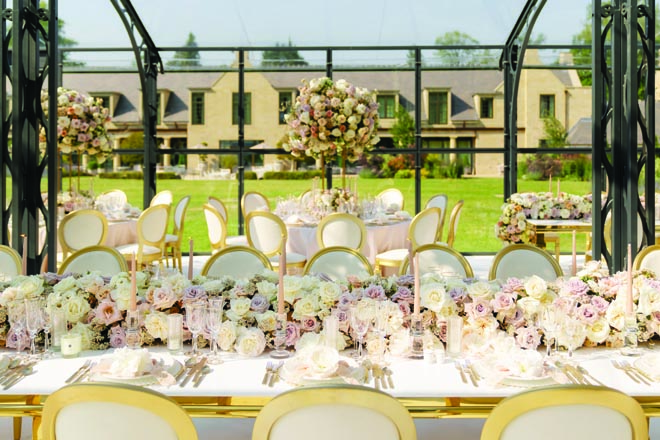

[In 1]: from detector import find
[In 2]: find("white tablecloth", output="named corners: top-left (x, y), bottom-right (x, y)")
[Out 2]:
top-left (286, 219), bottom-right (411, 263)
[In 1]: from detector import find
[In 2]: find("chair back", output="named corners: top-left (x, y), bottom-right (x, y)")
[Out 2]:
top-left (480, 385), bottom-right (648, 440)
top-left (603, 211), bottom-right (645, 252)
top-left (203, 204), bottom-right (228, 253)
top-left (201, 245), bottom-right (273, 278)
top-left (207, 196), bottom-right (228, 222)
top-left (246, 211), bottom-right (286, 257)
top-left (58, 245), bottom-right (128, 276)
top-left (137, 204), bottom-right (170, 256)
top-left (400, 243), bottom-right (474, 278)
top-left (242, 191), bottom-right (270, 218)
top-left (425, 194), bottom-right (448, 241)
top-left (445, 199), bottom-right (464, 247)
top-left (41, 382), bottom-right (198, 440)
top-left (58, 209), bottom-right (108, 259)
top-left (299, 189), bottom-right (313, 207)
top-left (0, 245), bottom-right (21, 278)
top-left (252, 384), bottom-right (416, 440)
top-left (316, 213), bottom-right (366, 251)
top-left (489, 244), bottom-right (563, 281)
top-left (376, 188), bottom-right (404, 212)
top-left (303, 246), bottom-right (373, 280)
top-left (632, 244), bottom-right (660, 275)
top-left (96, 190), bottom-right (127, 210)
top-left (172, 196), bottom-right (190, 234)
top-left (408, 207), bottom-right (442, 250)
top-left (150, 190), bottom-right (173, 207)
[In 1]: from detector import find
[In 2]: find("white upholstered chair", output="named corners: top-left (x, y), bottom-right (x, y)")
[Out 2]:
top-left (316, 213), bottom-right (367, 251)
top-left (149, 190), bottom-right (173, 207)
top-left (58, 209), bottom-right (108, 261)
top-left (0, 245), bottom-right (21, 279)
top-left (425, 193), bottom-right (448, 241)
top-left (399, 243), bottom-right (474, 278)
top-left (252, 384), bottom-right (416, 440)
top-left (633, 244), bottom-right (660, 275)
top-left (41, 382), bottom-right (198, 440)
top-left (374, 207), bottom-right (441, 274)
top-left (241, 191), bottom-right (270, 218)
top-left (480, 385), bottom-right (648, 440)
top-left (203, 203), bottom-right (229, 253)
top-left (303, 246), bottom-right (373, 280)
top-left (164, 195), bottom-right (191, 270)
top-left (201, 245), bottom-right (273, 279)
top-left (437, 199), bottom-right (464, 248)
top-left (376, 188), bottom-right (404, 212)
top-left (245, 211), bottom-right (306, 273)
top-left (489, 243), bottom-right (563, 281)
top-left (207, 196), bottom-right (248, 246)
top-left (58, 245), bottom-right (128, 276)
top-left (115, 204), bottom-right (170, 268)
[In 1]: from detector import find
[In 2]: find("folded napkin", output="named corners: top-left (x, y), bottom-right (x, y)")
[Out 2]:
top-left (634, 353), bottom-right (660, 381)
top-left (395, 210), bottom-right (411, 219)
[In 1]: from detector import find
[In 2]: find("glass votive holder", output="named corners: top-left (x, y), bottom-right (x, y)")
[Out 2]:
top-left (51, 308), bottom-right (67, 352)
top-left (60, 333), bottom-right (82, 359)
top-left (323, 315), bottom-right (338, 349)
top-left (167, 313), bottom-right (183, 354)
top-left (446, 316), bottom-right (463, 357)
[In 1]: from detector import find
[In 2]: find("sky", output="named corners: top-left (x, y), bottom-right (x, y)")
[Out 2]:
top-left (56, 0), bottom-right (593, 67)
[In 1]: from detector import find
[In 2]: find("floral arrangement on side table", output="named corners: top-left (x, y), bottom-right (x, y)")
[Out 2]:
top-left (496, 192), bottom-right (592, 244)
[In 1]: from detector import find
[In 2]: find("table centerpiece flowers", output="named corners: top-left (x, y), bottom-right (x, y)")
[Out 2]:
top-left (283, 76), bottom-right (380, 188)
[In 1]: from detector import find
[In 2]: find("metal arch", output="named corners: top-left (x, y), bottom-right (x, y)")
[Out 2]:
top-left (110, 0), bottom-right (163, 208)
top-left (499, 0), bottom-right (547, 199)
top-left (592, 0), bottom-right (655, 272)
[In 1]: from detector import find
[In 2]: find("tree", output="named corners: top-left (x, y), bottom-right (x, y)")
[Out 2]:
top-left (390, 106), bottom-right (415, 148)
top-left (167, 32), bottom-right (201, 67)
top-left (119, 132), bottom-right (144, 167)
top-left (542, 117), bottom-right (568, 148)
top-left (261, 40), bottom-right (308, 67)
top-left (434, 31), bottom-right (496, 67)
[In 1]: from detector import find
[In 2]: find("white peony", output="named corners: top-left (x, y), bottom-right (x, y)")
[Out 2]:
top-left (235, 327), bottom-right (266, 357)
top-left (524, 275), bottom-right (550, 301)
top-left (586, 317), bottom-right (611, 344)
top-left (217, 320), bottom-right (238, 351)
top-left (144, 312), bottom-right (169, 340)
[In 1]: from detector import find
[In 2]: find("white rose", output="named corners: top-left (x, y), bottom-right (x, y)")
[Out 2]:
top-left (64, 295), bottom-right (91, 323)
top-left (218, 320), bottom-right (237, 351)
top-left (226, 297), bottom-right (252, 321)
top-left (144, 312), bottom-right (169, 340)
top-left (420, 282), bottom-right (452, 313)
top-left (17, 275), bottom-right (45, 298)
top-left (524, 276), bottom-right (549, 301)
top-left (110, 283), bottom-right (132, 311)
top-left (516, 297), bottom-right (542, 319)
top-left (255, 311), bottom-right (277, 332)
top-left (108, 347), bottom-right (153, 378)
top-left (605, 298), bottom-right (626, 331)
top-left (292, 295), bottom-right (319, 320)
top-left (467, 281), bottom-right (496, 299)
top-left (294, 332), bottom-right (321, 352)
top-left (365, 333), bottom-right (388, 357)
top-left (586, 317), bottom-right (611, 344)
top-left (637, 282), bottom-right (660, 316)
top-left (0, 287), bottom-right (21, 307)
top-left (235, 327), bottom-right (266, 357)
top-left (69, 322), bottom-right (94, 350)
top-left (318, 282), bottom-right (342, 305)
top-left (256, 280), bottom-right (277, 300)
top-left (283, 275), bottom-right (304, 303)
top-left (307, 345), bottom-right (339, 377)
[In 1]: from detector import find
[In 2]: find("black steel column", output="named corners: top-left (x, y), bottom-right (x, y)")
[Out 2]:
top-left (499, 0), bottom-right (547, 200)
top-left (414, 48), bottom-right (422, 215)
top-left (325, 49), bottom-right (333, 190)
top-left (1, 1), bottom-right (10, 246)
top-left (237, 50), bottom-right (245, 235)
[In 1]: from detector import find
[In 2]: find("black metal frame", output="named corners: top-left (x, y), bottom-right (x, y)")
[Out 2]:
top-left (592, 0), bottom-right (655, 272)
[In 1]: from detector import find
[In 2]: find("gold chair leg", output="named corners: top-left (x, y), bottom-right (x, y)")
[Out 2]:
top-left (13, 417), bottom-right (21, 440)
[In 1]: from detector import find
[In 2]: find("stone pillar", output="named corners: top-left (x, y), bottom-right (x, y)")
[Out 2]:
top-left (112, 138), bottom-right (122, 171)
top-left (81, 155), bottom-right (89, 171)
top-left (162, 137), bottom-right (171, 167)
top-left (449, 136), bottom-right (457, 163)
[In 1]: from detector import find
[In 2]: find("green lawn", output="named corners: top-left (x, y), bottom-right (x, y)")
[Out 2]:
top-left (41, 176), bottom-right (591, 255)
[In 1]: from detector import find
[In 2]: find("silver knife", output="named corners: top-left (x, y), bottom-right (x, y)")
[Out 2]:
top-left (180, 358), bottom-right (205, 387)
top-left (455, 362), bottom-right (468, 384)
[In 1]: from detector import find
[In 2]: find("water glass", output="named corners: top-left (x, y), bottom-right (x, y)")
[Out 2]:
top-left (446, 315), bottom-right (463, 357)
top-left (51, 308), bottom-right (67, 352)
top-left (167, 313), bottom-right (183, 354)
top-left (185, 302), bottom-right (206, 357)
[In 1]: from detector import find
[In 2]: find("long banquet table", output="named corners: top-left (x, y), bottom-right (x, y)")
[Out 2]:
top-left (1, 345), bottom-right (659, 439)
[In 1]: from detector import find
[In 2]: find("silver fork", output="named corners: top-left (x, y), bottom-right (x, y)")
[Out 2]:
top-left (65, 360), bottom-right (92, 384)
top-left (612, 360), bottom-right (648, 385)
top-left (618, 360), bottom-right (653, 385)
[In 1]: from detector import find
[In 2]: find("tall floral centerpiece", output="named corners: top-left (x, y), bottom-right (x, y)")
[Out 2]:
top-left (283, 77), bottom-right (380, 189)
top-left (40, 87), bottom-right (114, 193)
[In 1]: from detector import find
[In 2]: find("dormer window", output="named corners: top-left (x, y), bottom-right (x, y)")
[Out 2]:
top-left (377, 94), bottom-right (397, 119)
top-left (428, 91), bottom-right (448, 125)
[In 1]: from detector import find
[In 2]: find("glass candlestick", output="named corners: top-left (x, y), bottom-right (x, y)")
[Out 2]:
top-left (270, 313), bottom-right (290, 359)
top-left (621, 313), bottom-right (641, 356)
top-left (409, 315), bottom-right (424, 359)
top-left (125, 310), bottom-right (141, 349)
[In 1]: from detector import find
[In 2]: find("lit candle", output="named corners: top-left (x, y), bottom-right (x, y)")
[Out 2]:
top-left (413, 252), bottom-right (421, 317)
top-left (571, 230), bottom-right (577, 276)
top-left (278, 242), bottom-right (286, 315)
top-left (626, 243), bottom-right (633, 315)
top-left (188, 238), bottom-right (194, 281)
top-left (130, 252), bottom-right (137, 312)
top-left (21, 234), bottom-right (27, 275)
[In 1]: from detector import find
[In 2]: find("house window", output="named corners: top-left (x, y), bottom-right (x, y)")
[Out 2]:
top-left (457, 137), bottom-right (474, 174)
top-left (377, 95), bottom-right (396, 119)
top-left (191, 92), bottom-right (205, 125)
top-left (278, 91), bottom-right (293, 124)
top-left (480, 97), bottom-right (493, 119)
top-left (428, 91), bottom-right (448, 125)
top-left (422, 137), bottom-right (450, 164)
top-left (540, 94), bottom-right (555, 118)
top-left (232, 92), bottom-right (252, 125)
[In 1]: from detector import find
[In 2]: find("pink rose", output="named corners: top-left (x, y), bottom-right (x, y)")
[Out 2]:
top-left (149, 286), bottom-right (177, 310)
top-left (94, 299), bottom-right (122, 325)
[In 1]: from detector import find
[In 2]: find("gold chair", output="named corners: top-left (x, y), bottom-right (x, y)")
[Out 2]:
top-left (374, 207), bottom-right (442, 274)
top-left (241, 191), bottom-right (270, 218)
top-left (207, 195), bottom-right (228, 222)
top-left (207, 196), bottom-right (248, 246)
top-left (437, 199), bottom-right (464, 248)
top-left (425, 193), bottom-right (448, 241)
top-left (316, 213), bottom-right (367, 251)
top-left (164, 195), bottom-right (191, 270)
top-left (41, 382), bottom-right (198, 440)
top-left (58, 209), bottom-right (108, 261)
top-left (149, 190), bottom-right (173, 207)
top-left (115, 204), bottom-right (170, 268)
top-left (201, 245), bottom-right (273, 278)
top-left (632, 244), bottom-right (660, 275)
top-left (0, 245), bottom-right (21, 279)
top-left (58, 245), bottom-right (128, 276)
top-left (252, 384), bottom-right (416, 440)
top-left (303, 246), bottom-right (373, 280)
top-left (245, 211), bottom-right (306, 273)
top-left (489, 243), bottom-right (563, 281)
top-left (399, 243), bottom-right (474, 278)
top-left (480, 385), bottom-right (648, 440)
top-left (376, 188), bottom-right (405, 212)
top-left (203, 203), bottom-right (229, 253)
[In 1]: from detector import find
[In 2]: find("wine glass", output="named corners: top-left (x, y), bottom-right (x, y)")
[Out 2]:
top-left (7, 301), bottom-right (27, 356)
top-left (350, 306), bottom-right (371, 361)
top-left (206, 297), bottom-right (225, 364)
top-left (41, 302), bottom-right (53, 358)
top-left (24, 298), bottom-right (44, 357)
top-left (539, 307), bottom-right (559, 358)
top-left (185, 302), bottom-right (206, 358)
